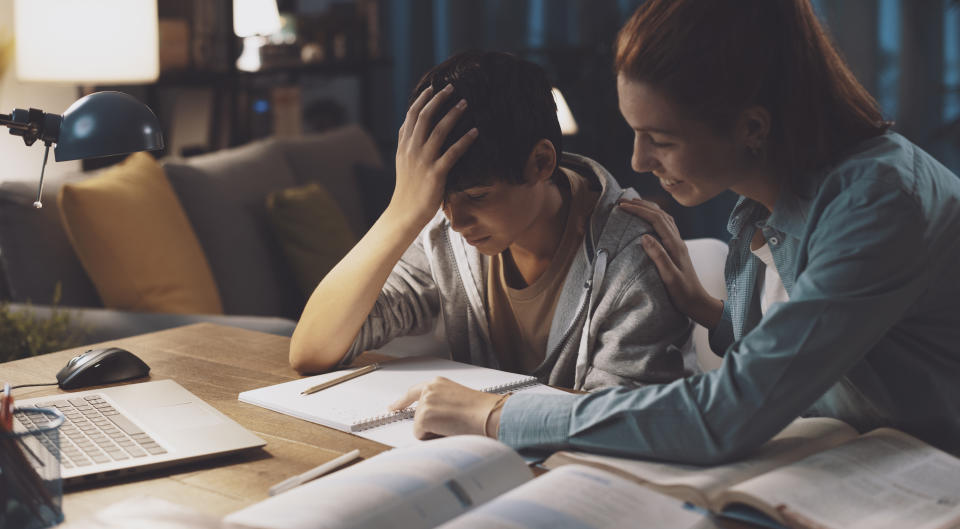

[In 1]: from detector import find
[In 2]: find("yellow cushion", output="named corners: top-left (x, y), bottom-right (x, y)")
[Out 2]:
top-left (58, 152), bottom-right (223, 314)
top-left (265, 182), bottom-right (358, 299)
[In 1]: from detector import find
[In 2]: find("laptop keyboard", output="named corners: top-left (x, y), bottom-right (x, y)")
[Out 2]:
top-left (14, 395), bottom-right (167, 469)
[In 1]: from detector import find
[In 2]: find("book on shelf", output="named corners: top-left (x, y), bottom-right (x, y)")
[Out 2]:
top-left (543, 417), bottom-right (960, 529)
top-left (237, 356), bottom-right (565, 447)
top-left (223, 435), bottom-right (717, 529)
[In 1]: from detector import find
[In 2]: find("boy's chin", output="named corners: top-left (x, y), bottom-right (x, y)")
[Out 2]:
top-left (476, 245), bottom-right (506, 257)
top-left (472, 240), bottom-right (508, 256)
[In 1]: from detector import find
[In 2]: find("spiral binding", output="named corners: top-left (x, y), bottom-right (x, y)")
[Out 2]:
top-left (481, 376), bottom-right (540, 395)
top-left (351, 407), bottom-right (417, 432)
top-left (349, 376), bottom-right (541, 432)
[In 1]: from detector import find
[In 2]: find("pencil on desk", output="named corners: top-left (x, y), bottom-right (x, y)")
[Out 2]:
top-left (300, 363), bottom-right (381, 396)
top-left (268, 448), bottom-right (362, 495)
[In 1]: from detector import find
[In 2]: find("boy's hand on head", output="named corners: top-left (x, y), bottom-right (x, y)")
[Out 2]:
top-left (389, 377), bottom-right (504, 440)
top-left (390, 84), bottom-right (478, 228)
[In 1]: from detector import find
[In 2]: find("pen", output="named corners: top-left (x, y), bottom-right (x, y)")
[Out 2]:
top-left (268, 448), bottom-right (362, 496)
top-left (2, 382), bottom-right (12, 431)
top-left (300, 363), bottom-right (381, 396)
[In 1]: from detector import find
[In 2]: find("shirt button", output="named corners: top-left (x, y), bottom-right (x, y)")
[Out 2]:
top-left (769, 237), bottom-right (780, 246)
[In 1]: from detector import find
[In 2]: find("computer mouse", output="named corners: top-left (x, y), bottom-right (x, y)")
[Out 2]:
top-left (57, 347), bottom-right (150, 390)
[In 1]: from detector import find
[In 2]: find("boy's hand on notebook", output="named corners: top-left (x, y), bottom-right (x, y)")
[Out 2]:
top-left (392, 84), bottom-right (478, 228)
top-left (389, 377), bottom-right (504, 440)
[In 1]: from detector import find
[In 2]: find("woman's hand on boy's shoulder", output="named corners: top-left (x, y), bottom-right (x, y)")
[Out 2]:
top-left (390, 84), bottom-right (479, 229)
top-left (618, 198), bottom-right (723, 329)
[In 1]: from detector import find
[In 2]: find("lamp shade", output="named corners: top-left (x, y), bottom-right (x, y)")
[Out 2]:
top-left (14, 0), bottom-right (159, 84)
top-left (552, 88), bottom-right (579, 136)
top-left (54, 92), bottom-right (164, 162)
top-left (233, 0), bottom-right (282, 37)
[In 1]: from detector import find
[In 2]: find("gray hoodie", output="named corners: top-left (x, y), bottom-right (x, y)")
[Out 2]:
top-left (341, 153), bottom-right (691, 391)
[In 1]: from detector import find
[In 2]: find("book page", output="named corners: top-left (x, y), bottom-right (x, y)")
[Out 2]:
top-left (59, 496), bottom-right (221, 529)
top-left (543, 417), bottom-right (857, 508)
top-left (437, 465), bottom-right (720, 529)
top-left (223, 436), bottom-right (533, 529)
top-left (720, 428), bottom-right (960, 529)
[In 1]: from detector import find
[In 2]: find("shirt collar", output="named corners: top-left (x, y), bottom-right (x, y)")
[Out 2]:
top-left (727, 196), bottom-right (766, 237)
top-left (766, 169), bottom-right (823, 238)
top-left (727, 169), bottom-right (822, 239)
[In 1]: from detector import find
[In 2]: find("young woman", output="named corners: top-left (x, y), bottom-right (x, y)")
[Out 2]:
top-left (390, 0), bottom-right (960, 462)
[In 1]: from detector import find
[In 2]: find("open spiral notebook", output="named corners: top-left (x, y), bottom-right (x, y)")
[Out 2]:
top-left (238, 357), bottom-right (565, 447)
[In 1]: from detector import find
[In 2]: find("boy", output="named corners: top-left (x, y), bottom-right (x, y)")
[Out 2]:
top-left (290, 51), bottom-right (690, 391)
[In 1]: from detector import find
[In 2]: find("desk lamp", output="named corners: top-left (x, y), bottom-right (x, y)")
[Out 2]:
top-left (4, 0), bottom-right (163, 208)
top-left (0, 91), bottom-right (165, 208)
top-left (234, 0), bottom-right (283, 72)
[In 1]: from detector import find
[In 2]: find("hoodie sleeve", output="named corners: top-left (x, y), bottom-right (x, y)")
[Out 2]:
top-left (581, 240), bottom-right (691, 391)
top-left (338, 232), bottom-right (442, 367)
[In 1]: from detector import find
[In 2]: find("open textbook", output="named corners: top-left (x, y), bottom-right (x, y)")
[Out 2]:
top-left (238, 357), bottom-right (564, 447)
top-left (544, 417), bottom-right (960, 529)
top-left (223, 436), bottom-right (719, 529)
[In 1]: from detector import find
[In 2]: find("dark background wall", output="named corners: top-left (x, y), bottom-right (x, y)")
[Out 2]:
top-left (83, 0), bottom-right (960, 242)
top-left (369, 0), bottom-right (960, 241)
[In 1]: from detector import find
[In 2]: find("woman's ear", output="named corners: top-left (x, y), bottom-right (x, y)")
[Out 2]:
top-left (738, 105), bottom-right (772, 155)
top-left (523, 139), bottom-right (558, 184)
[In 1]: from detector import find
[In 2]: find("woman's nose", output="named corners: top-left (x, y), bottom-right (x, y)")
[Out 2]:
top-left (632, 136), bottom-right (659, 173)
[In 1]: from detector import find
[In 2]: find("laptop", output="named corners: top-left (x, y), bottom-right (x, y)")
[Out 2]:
top-left (13, 379), bottom-right (266, 486)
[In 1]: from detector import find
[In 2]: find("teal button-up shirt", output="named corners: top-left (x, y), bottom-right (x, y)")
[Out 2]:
top-left (498, 132), bottom-right (960, 463)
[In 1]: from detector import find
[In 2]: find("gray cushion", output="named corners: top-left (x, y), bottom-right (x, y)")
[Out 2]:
top-left (164, 139), bottom-right (301, 318)
top-left (0, 179), bottom-right (102, 307)
top-left (278, 125), bottom-right (384, 235)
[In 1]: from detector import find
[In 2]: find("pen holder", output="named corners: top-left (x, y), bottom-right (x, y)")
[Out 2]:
top-left (1, 407), bottom-right (65, 529)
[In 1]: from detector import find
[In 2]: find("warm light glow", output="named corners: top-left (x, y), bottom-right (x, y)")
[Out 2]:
top-left (236, 36), bottom-right (267, 72)
top-left (552, 87), bottom-right (579, 136)
top-left (233, 0), bottom-right (282, 38)
top-left (14, 0), bottom-right (159, 84)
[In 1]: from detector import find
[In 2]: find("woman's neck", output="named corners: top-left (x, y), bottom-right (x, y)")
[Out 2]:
top-left (733, 167), bottom-right (781, 213)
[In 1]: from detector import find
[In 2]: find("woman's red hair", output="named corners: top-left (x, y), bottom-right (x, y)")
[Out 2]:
top-left (615, 0), bottom-right (889, 186)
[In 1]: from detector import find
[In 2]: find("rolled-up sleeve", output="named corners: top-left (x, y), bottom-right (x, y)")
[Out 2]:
top-left (500, 179), bottom-right (930, 464)
top-left (339, 234), bottom-right (441, 366)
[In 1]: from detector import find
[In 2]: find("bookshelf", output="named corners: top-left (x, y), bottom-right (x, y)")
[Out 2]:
top-left (86, 0), bottom-right (386, 169)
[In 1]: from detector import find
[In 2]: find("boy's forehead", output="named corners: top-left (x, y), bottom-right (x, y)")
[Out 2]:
top-left (446, 179), bottom-right (517, 197)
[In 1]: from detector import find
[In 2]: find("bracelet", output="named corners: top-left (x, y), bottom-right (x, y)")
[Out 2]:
top-left (482, 393), bottom-right (511, 438)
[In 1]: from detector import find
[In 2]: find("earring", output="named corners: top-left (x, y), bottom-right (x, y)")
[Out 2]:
top-left (747, 143), bottom-right (766, 161)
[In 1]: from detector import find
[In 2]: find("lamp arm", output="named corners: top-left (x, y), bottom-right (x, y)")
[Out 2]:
top-left (2, 109), bottom-right (60, 209)
top-left (1, 108), bottom-right (62, 147)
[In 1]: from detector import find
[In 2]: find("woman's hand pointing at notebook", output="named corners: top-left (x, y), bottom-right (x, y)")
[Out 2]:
top-left (390, 378), bottom-right (509, 439)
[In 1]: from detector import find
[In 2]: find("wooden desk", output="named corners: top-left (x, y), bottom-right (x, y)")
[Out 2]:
top-left (1, 323), bottom-right (392, 521)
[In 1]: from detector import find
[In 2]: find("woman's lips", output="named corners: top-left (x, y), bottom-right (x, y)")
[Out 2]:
top-left (466, 235), bottom-right (490, 245)
top-left (659, 178), bottom-right (683, 189)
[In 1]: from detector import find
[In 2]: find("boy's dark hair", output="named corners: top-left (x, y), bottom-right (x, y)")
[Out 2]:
top-left (614, 0), bottom-right (890, 193)
top-left (410, 51), bottom-right (564, 194)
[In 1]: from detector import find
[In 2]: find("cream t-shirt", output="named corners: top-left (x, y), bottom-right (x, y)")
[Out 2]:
top-left (486, 170), bottom-right (599, 374)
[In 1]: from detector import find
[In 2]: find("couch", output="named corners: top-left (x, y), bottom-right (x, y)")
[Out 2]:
top-left (0, 125), bottom-right (389, 347)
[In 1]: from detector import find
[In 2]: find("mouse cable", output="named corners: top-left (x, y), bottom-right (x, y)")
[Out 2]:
top-left (10, 382), bottom-right (59, 390)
